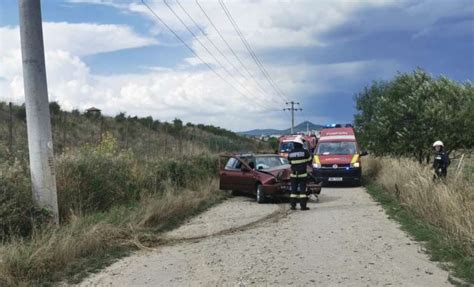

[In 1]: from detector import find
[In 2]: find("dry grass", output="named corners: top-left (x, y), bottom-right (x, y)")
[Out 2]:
top-left (0, 179), bottom-right (222, 286)
top-left (363, 156), bottom-right (474, 257)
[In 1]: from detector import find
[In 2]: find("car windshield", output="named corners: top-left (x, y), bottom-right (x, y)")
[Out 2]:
top-left (279, 142), bottom-right (293, 152)
top-left (255, 156), bottom-right (287, 170)
top-left (280, 141), bottom-right (310, 152)
top-left (317, 141), bottom-right (357, 155)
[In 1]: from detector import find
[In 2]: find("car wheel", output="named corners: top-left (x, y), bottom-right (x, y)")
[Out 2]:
top-left (256, 184), bottom-right (266, 204)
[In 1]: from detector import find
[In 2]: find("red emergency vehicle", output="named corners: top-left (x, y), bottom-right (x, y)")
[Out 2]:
top-left (278, 134), bottom-right (317, 158)
top-left (312, 124), bottom-right (367, 185)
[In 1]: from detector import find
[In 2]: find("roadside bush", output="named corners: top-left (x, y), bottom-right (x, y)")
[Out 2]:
top-left (56, 151), bottom-right (140, 219)
top-left (140, 154), bottom-right (218, 192)
top-left (0, 161), bottom-right (49, 240)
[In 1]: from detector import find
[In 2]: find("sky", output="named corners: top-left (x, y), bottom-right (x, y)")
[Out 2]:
top-left (0, 0), bottom-right (473, 131)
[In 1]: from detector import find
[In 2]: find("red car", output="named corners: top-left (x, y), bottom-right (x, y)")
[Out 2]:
top-left (219, 153), bottom-right (321, 203)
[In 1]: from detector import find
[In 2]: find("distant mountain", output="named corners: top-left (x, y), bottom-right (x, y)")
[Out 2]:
top-left (239, 121), bottom-right (324, 136)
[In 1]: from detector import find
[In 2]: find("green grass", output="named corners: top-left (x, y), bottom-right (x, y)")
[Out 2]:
top-left (365, 183), bottom-right (474, 285)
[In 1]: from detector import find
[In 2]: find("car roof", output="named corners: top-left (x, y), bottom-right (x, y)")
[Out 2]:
top-left (236, 153), bottom-right (282, 158)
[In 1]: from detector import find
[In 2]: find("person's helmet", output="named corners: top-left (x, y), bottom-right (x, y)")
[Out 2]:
top-left (292, 136), bottom-right (304, 146)
top-left (433, 140), bottom-right (444, 147)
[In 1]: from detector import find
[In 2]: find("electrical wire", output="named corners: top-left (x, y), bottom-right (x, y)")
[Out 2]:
top-left (219, 0), bottom-right (290, 103)
top-left (163, 0), bottom-right (279, 110)
top-left (140, 0), bottom-right (276, 112)
top-left (194, 0), bottom-right (282, 104)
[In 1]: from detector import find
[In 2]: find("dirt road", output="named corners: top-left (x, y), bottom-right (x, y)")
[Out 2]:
top-left (80, 187), bottom-right (452, 286)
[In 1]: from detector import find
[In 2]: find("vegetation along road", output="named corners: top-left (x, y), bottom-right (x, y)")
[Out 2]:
top-left (80, 186), bottom-right (451, 286)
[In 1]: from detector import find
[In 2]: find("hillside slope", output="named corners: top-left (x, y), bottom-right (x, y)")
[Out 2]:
top-left (0, 101), bottom-right (262, 161)
top-left (239, 121), bottom-right (324, 136)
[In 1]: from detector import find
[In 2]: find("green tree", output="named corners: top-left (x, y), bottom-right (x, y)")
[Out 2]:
top-left (354, 69), bottom-right (473, 163)
top-left (49, 101), bottom-right (61, 115)
top-left (173, 118), bottom-right (183, 133)
top-left (115, 112), bottom-right (126, 123)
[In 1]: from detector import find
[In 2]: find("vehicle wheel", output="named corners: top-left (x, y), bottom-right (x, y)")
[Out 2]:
top-left (256, 184), bottom-right (266, 204)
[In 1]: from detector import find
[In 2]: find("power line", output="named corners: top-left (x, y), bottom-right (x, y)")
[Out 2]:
top-left (219, 0), bottom-right (289, 103)
top-left (162, 0), bottom-right (279, 110)
top-left (194, 0), bottom-right (281, 103)
top-left (219, 0), bottom-right (290, 103)
top-left (176, 0), bottom-right (244, 80)
top-left (175, 0), bottom-right (277, 108)
top-left (140, 0), bottom-right (275, 112)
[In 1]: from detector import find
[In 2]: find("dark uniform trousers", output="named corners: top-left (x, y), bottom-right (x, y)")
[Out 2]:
top-left (288, 148), bottom-right (312, 208)
top-left (433, 151), bottom-right (450, 179)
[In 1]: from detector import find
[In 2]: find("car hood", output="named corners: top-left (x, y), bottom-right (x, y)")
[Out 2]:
top-left (259, 164), bottom-right (291, 180)
top-left (317, 154), bottom-right (353, 164)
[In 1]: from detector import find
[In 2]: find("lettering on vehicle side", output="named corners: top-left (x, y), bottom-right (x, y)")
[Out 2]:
top-left (289, 152), bottom-right (305, 158)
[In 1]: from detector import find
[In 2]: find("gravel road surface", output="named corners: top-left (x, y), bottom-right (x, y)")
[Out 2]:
top-left (79, 187), bottom-right (452, 286)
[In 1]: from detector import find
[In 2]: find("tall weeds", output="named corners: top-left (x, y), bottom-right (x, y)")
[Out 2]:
top-left (363, 156), bottom-right (474, 257)
top-left (0, 180), bottom-right (221, 285)
top-left (0, 133), bottom-right (224, 285)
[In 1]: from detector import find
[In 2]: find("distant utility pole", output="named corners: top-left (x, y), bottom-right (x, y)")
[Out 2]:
top-left (283, 101), bottom-right (302, 134)
top-left (19, 0), bottom-right (59, 224)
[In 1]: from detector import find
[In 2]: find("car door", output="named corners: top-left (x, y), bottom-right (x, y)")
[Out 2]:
top-left (220, 157), bottom-right (245, 191)
top-left (238, 159), bottom-right (259, 193)
top-left (219, 157), bottom-right (257, 193)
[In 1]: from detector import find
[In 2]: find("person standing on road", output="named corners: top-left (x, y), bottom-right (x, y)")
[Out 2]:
top-left (288, 136), bottom-right (312, 210)
top-left (432, 140), bottom-right (450, 180)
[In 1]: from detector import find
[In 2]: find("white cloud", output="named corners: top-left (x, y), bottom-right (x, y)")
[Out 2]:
top-left (0, 22), bottom-right (157, 57)
top-left (2, 0), bottom-right (467, 130)
top-left (0, 1), bottom-right (401, 130)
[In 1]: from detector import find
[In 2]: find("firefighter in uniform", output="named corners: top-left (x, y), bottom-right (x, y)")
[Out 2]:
top-left (287, 136), bottom-right (312, 210)
top-left (432, 140), bottom-right (450, 179)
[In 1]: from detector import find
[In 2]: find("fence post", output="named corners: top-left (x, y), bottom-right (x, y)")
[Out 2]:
top-left (62, 111), bottom-right (67, 152)
top-left (8, 102), bottom-right (14, 155)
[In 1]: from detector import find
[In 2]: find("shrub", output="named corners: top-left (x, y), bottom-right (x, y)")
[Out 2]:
top-left (56, 136), bottom-right (140, 219)
top-left (0, 161), bottom-right (49, 240)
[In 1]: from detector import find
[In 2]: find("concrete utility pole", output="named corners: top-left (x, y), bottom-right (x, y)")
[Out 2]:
top-left (19, 0), bottom-right (59, 224)
top-left (283, 101), bottom-right (302, 134)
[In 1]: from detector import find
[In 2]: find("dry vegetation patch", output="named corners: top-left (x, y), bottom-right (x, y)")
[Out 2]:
top-left (363, 155), bottom-right (474, 282)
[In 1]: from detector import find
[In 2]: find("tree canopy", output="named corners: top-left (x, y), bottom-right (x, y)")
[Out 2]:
top-left (354, 69), bottom-right (473, 162)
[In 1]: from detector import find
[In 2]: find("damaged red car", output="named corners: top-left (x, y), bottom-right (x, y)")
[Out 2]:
top-left (219, 153), bottom-right (321, 203)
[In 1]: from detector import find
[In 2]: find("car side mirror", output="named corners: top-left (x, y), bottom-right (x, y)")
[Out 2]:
top-left (360, 151), bottom-right (368, 156)
top-left (241, 165), bottom-right (251, 172)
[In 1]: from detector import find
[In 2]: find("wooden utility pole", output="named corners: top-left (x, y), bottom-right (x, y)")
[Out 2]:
top-left (19, 0), bottom-right (59, 224)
